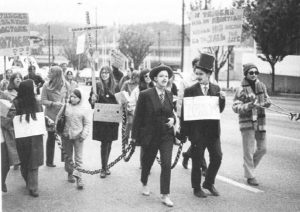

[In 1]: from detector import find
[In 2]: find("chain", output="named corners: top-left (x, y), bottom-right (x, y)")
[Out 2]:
top-left (121, 105), bottom-right (136, 162)
top-left (155, 139), bottom-right (183, 169)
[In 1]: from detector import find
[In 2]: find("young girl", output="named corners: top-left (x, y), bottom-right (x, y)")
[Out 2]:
top-left (7, 79), bottom-right (44, 197)
top-left (89, 66), bottom-right (119, 179)
top-left (59, 89), bottom-right (90, 189)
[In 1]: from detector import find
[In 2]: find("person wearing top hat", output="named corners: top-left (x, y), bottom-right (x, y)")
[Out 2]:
top-left (131, 64), bottom-right (176, 207)
top-left (179, 53), bottom-right (226, 198)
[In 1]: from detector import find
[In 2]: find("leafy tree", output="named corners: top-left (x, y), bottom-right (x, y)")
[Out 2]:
top-left (234, 0), bottom-right (300, 93)
top-left (63, 44), bottom-right (88, 70)
top-left (119, 26), bottom-right (153, 70)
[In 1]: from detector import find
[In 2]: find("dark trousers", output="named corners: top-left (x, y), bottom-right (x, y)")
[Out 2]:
top-left (46, 131), bottom-right (56, 165)
top-left (101, 141), bottom-right (112, 170)
top-left (141, 139), bottom-right (173, 194)
top-left (184, 145), bottom-right (207, 170)
top-left (1, 143), bottom-right (10, 189)
top-left (191, 139), bottom-right (222, 190)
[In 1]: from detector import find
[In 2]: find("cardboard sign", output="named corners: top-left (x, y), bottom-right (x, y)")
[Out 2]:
top-left (13, 112), bottom-right (46, 138)
top-left (0, 13), bottom-right (30, 56)
top-left (93, 103), bottom-right (122, 123)
top-left (184, 96), bottom-right (220, 121)
top-left (190, 9), bottom-right (243, 48)
top-left (114, 91), bottom-right (130, 104)
top-left (76, 33), bottom-right (86, 55)
top-left (110, 49), bottom-right (126, 69)
top-left (0, 99), bottom-right (12, 117)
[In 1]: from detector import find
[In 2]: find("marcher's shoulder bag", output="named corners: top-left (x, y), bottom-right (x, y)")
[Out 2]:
top-left (56, 104), bottom-right (66, 134)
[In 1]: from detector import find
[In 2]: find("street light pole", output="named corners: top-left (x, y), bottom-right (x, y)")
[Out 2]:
top-left (181, 0), bottom-right (185, 72)
top-left (95, 6), bottom-right (98, 51)
top-left (48, 25), bottom-right (51, 69)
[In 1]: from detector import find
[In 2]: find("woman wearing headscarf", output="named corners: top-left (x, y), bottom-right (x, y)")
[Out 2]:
top-left (131, 65), bottom-right (176, 207)
top-left (41, 66), bottom-right (70, 167)
top-left (7, 79), bottom-right (44, 197)
top-left (89, 66), bottom-right (119, 179)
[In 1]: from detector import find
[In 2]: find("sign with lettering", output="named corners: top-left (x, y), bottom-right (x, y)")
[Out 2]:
top-left (93, 103), bottom-right (122, 123)
top-left (110, 49), bottom-right (126, 69)
top-left (190, 9), bottom-right (243, 48)
top-left (0, 13), bottom-right (30, 56)
top-left (183, 96), bottom-right (220, 121)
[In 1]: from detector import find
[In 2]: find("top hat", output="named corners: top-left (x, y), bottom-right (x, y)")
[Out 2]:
top-left (194, 53), bottom-right (215, 73)
top-left (149, 64), bottom-right (173, 81)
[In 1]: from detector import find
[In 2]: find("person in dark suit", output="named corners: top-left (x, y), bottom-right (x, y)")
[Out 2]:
top-left (131, 65), bottom-right (176, 207)
top-left (179, 53), bottom-right (226, 198)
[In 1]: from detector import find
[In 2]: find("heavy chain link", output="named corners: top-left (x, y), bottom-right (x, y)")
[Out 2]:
top-left (122, 105), bottom-right (136, 162)
top-left (156, 139), bottom-right (183, 169)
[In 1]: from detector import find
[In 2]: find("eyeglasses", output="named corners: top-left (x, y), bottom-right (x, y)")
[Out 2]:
top-left (144, 74), bottom-right (150, 78)
top-left (248, 71), bottom-right (259, 76)
top-left (101, 71), bottom-right (109, 74)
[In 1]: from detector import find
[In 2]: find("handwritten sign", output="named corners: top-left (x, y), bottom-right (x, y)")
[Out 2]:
top-left (0, 13), bottom-right (30, 56)
top-left (183, 96), bottom-right (220, 121)
top-left (93, 103), bottom-right (122, 123)
top-left (13, 112), bottom-right (46, 138)
top-left (190, 9), bottom-right (243, 48)
top-left (110, 49), bottom-right (126, 69)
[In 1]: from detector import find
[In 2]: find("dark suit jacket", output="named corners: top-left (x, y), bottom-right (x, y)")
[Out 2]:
top-left (180, 82), bottom-right (225, 144)
top-left (132, 87), bottom-right (176, 146)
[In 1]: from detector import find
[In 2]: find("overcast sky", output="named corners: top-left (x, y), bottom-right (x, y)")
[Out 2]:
top-left (2, 0), bottom-right (232, 25)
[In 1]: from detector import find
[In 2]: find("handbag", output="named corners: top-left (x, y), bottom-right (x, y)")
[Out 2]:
top-left (56, 104), bottom-right (66, 134)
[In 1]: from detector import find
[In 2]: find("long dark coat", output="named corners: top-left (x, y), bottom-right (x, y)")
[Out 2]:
top-left (180, 83), bottom-right (226, 144)
top-left (132, 88), bottom-right (176, 147)
top-left (89, 82), bottom-right (119, 142)
top-left (9, 99), bottom-right (44, 169)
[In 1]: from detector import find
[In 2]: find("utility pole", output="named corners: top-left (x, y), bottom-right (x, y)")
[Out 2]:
top-left (227, 46), bottom-right (230, 88)
top-left (158, 31), bottom-right (161, 63)
top-left (181, 0), bottom-right (185, 72)
top-left (95, 7), bottom-right (98, 50)
top-left (48, 25), bottom-right (51, 69)
top-left (51, 35), bottom-right (54, 64)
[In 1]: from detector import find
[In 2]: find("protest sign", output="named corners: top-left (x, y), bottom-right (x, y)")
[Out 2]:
top-left (0, 13), bottom-right (30, 56)
top-left (183, 96), bottom-right (220, 121)
top-left (114, 91), bottom-right (130, 104)
top-left (13, 112), bottom-right (46, 138)
top-left (93, 103), bottom-right (122, 123)
top-left (190, 9), bottom-right (243, 48)
top-left (0, 99), bottom-right (12, 117)
top-left (110, 49), bottom-right (126, 69)
top-left (76, 33), bottom-right (86, 55)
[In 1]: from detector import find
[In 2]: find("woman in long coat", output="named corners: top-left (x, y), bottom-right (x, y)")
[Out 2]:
top-left (89, 66), bottom-right (119, 178)
top-left (7, 79), bottom-right (44, 197)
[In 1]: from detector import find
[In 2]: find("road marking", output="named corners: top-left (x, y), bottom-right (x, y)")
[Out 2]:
top-left (270, 134), bottom-right (300, 142)
top-left (216, 175), bottom-right (264, 193)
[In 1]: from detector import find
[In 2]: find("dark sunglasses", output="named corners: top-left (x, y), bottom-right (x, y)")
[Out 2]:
top-left (248, 71), bottom-right (259, 76)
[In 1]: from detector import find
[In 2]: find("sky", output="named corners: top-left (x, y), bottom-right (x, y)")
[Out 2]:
top-left (1, 0), bottom-right (233, 26)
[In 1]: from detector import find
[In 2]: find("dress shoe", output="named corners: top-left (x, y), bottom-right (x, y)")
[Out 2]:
top-left (193, 188), bottom-right (207, 198)
top-left (46, 163), bottom-right (56, 167)
top-left (247, 178), bottom-right (259, 186)
top-left (182, 153), bottom-right (189, 169)
top-left (68, 173), bottom-right (75, 183)
top-left (161, 194), bottom-right (174, 207)
top-left (100, 170), bottom-right (106, 178)
top-left (142, 185), bottom-right (150, 196)
top-left (29, 190), bottom-right (39, 197)
top-left (202, 182), bottom-right (220, 196)
top-left (2, 183), bottom-right (7, 192)
top-left (106, 169), bottom-right (111, 175)
top-left (76, 178), bottom-right (84, 190)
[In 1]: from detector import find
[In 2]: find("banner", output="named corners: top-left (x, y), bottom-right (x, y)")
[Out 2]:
top-left (93, 103), bottom-right (122, 123)
top-left (184, 96), bottom-right (220, 121)
top-left (0, 13), bottom-right (30, 56)
top-left (110, 49), bottom-right (126, 69)
top-left (13, 112), bottom-right (46, 138)
top-left (190, 9), bottom-right (243, 48)
top-left (76, 33), bottom-right (86, 55)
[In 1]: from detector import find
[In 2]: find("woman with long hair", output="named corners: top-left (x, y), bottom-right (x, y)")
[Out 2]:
top-left (41, 66), bottom-right (70, 167)
top-left (4, 72), bottom-right (23, 101)
top-left (89, 66), bottom-right (119, 179)
top-left (65, 70), bottom-right (78, 93)
top-left (7, 79), bottom-right (44, 197)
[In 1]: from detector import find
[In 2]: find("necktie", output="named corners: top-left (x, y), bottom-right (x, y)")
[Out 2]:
top-left (159, 93), bottom-right (165, 103)
top-left (203, 85), bottom-right (208, 96)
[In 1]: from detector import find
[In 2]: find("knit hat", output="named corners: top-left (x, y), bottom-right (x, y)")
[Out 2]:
top-left (243, 63), bottom-right (258, 76)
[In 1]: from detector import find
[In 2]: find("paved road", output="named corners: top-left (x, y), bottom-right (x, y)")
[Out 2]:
top-left (2, 85), bottom-right (300, 212)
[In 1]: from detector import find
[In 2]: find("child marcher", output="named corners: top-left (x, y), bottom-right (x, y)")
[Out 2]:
top-left (58, 89), bottom-right (90, 189)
